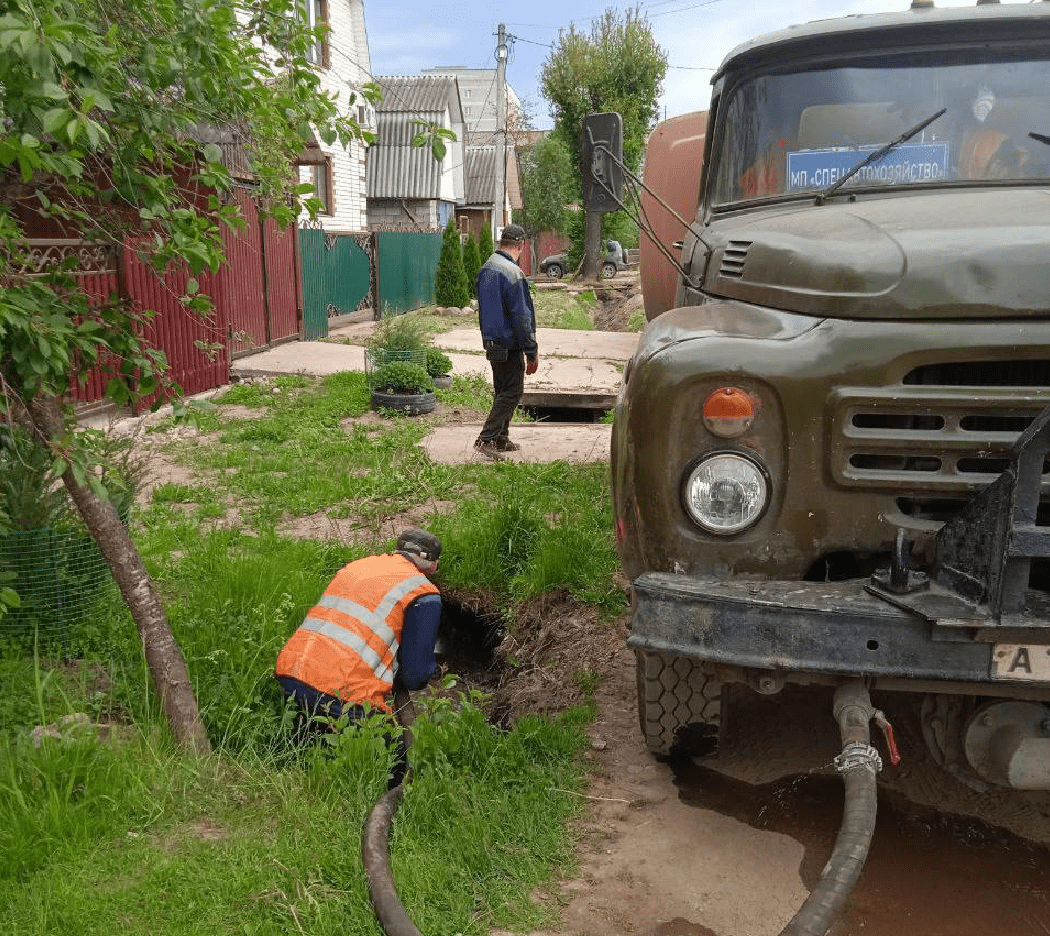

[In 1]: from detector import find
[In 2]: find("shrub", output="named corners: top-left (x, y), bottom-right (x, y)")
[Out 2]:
top-left (425, 347), bottom-right (452, 378)
top-left (367, 314), bottom-right (427, 355)
top-left (435, 216), bottom-right (470, 307)
top-left (370, 361), bottom-right (434, 394)
top-left (479, 224), bottom-right (494, 263)
top-left (462, 234), bottom-right (481, 298)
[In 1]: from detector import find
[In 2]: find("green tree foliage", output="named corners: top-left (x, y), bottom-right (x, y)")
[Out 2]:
top-left (540, 7), bottom-right (666, 277)
top-left (461, 233), bottom-right (481, 298)
top-left (435, 216), bottom-right (469, 307)
top-left (0, 0), bottom-right (375, 751)
top-left (479, 224), bottom-right (494, 264)
top-left (518, 135), bottom-right (577, 237)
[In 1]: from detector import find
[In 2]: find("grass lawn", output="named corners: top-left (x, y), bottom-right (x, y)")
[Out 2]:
top-left (0, 369), bottom-right (624, 935)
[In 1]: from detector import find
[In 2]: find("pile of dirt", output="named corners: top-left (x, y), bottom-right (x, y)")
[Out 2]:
top-left (592, 282), bottom-right (644, 332)
top-left (491, 590), bottom-right (629, 720)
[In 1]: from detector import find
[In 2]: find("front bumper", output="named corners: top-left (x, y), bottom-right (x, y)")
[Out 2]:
top-left (628, 572), bottom-right (1050, 686)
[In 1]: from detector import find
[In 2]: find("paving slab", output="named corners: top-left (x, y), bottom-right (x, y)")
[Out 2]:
top-left (420, 424), bottom-right (611, 465)
top-left (436, 327), bottom-right (638, 361)
top-left (231, 328), bottom-right (636, 396)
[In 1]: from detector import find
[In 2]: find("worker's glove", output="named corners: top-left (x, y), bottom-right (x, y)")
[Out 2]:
top-left (525, 356), bottom-right (539, 375)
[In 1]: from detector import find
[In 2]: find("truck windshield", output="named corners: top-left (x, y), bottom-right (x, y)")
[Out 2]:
top-left (711, 50), bottom-right (1050, 205)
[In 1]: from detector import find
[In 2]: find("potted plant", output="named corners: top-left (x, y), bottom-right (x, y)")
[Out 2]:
top-left (368, 361), bottom-right (436, 415)
top-left (426, 347), bottom-right (453, 389)
top-left (365, 316), bottom-right (437, 414)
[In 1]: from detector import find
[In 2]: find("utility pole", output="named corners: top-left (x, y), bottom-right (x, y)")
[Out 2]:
top-left (493, 23), bottom-right (508, 241)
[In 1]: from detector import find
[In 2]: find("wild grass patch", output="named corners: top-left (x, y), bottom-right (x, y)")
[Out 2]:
top-left (533, 289), bottom-right (596, 330)
top-left (1, 371), bottom-right (618, 933)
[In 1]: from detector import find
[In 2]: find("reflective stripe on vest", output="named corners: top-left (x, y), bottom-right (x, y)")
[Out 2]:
top-left (300, 573), bottom-right (430, 683)
top-left (275, 553), bottom-right (438, 709)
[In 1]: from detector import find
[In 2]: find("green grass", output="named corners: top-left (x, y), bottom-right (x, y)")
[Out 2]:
top-left (2, 698), bottom-right (588, 936)
top-left (0, 371), bottom-right (622, 933)
top-left (533, 289), bottom-right (596, 330)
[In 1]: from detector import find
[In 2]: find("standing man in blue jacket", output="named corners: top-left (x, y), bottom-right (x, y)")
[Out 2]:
top-left (475, 223), bottom-right (539, 458)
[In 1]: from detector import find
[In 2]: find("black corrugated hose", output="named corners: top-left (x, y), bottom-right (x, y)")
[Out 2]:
top-left (362, 686), bottom-right (424, 936)
top-left (362, 784), bottom-right (423, 936)
top-left (779, 681), bottom-right (882, 936)
top-left (362, 683), bottom-right (882, 936)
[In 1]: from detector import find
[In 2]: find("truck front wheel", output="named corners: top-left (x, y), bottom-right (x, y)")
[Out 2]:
top-left (635, 649), bottom-right (724, 756)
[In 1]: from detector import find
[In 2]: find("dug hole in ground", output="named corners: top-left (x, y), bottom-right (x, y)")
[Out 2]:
top-left (108, 282), bottom-right (1050, 936)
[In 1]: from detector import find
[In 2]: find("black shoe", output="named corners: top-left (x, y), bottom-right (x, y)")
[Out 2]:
top-left (495, 439), bottom-right (520, 452)
top-left (474, 438), bottom-right (506, 460)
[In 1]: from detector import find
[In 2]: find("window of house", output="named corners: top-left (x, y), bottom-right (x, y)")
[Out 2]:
top-left (465, 106), bottom-right (473, 118)
top-left (300, 0), bottom-right (330, 69)
top-left (308, 157), bottom-right (334, 215)
top-left (463, 89), bottom-right (472, 99)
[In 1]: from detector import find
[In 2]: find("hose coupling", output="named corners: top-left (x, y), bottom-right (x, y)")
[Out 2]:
top-left (834, 742), bottom-right (883, 775)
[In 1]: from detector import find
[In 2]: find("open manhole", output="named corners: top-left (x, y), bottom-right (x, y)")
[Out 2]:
top-left (431, 598), bottom-right (513, 727)
top-left (522, 405), bottom-right (609, 424)
top-left (520, 391), bottom-right (616, 425)
top-left (434, 598), bottom-right (505, 684)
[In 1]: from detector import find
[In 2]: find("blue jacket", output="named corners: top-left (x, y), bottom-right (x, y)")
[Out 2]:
top-left (477, 250), bottom-right (537, 358)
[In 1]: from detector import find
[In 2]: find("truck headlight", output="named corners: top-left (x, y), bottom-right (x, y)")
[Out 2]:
top-left (682, 452), bottom-right (769, 535)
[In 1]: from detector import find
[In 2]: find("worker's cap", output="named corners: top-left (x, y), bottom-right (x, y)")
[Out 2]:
top-left (499, 223), bottom-right (526, 245)
top-left (396, 528), bottom-right (442, 562)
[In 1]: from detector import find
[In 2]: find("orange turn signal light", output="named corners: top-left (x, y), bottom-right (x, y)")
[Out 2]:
top-left (702, 387), bottom-right (757, 438)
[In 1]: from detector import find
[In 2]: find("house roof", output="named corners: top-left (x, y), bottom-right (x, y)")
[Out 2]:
top-left (368, 76), bottom-right (463, 200)
top-left (373, 75), bottom-right (463, 124)
top-left (462, 145), bottom-right (523, 210)
top-left (464, 146), bottom-right (498, 206)
top-left (506, 148), bottom-right (523, 211)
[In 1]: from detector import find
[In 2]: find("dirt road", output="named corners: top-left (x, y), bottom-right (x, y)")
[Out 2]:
top-left (503, 638), bottom-right (1050, 936)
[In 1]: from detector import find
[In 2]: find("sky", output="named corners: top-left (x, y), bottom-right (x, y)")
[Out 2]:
top-left (364, 0), bottom-right (985, 131)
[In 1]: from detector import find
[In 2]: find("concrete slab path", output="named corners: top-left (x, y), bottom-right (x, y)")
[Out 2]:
top-left (228, 324), bottom-right (635, 464)
top-left (231, 327), bottom-right (637, 396)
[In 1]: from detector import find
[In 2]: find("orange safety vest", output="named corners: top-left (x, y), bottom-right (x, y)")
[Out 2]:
top-left (275, 553), bottom-right (439, 711)
top-left (957, 127), bottom-right (1011, 180)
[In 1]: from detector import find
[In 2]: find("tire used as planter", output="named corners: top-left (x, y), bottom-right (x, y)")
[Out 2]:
top-left (370, 390), bottom-right (437, 415)
top-left (432, 375), bottom-right (453, 390)
top-left (635, 648), bottom-right (724, 756)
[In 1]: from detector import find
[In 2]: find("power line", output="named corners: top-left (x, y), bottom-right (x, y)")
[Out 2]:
top-left (647, 0), bottom-right (730, 19)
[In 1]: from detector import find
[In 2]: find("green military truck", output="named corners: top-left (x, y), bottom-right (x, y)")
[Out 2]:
top-left (604, 0), bottom-right (1050, 790)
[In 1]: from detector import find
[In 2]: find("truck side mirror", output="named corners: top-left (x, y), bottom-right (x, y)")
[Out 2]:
top-left (581, 112), bottom-right (624, 212)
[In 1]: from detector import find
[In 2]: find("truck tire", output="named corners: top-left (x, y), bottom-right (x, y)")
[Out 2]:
top-left (635, 649), bottom-right (723, 756)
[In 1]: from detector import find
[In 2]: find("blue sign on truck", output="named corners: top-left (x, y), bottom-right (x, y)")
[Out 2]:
top-left (786, 142), bottom-right (950, 191)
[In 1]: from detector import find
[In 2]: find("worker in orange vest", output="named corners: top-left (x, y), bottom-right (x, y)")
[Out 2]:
top-left (275, 528), bottom-right (443, 785)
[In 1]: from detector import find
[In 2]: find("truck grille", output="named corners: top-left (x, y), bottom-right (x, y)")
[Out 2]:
top-left (904, 360), bottom-right (1050, 388)
top-left (831, 362), bottom-right (1050, 501)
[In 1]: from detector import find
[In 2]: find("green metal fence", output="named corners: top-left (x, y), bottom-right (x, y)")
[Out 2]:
top-left (375, 231), bottom-right (442, 314)
top-left (299, 229), bottom-right (372, 339)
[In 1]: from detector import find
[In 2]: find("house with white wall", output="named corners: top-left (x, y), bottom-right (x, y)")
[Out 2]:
top-left (295, 0), bottom-right (375, 232)
top-left (366, 75), bottom-right (465, 231)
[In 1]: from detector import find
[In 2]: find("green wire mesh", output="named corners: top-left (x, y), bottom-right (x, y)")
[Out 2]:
top-left (0, 526), bottom-right (116, 653)
top-left (364, 348), bottom-right (428, 391)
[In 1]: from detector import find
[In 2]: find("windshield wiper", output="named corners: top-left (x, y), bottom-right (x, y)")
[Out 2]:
top-left (815, 107), bottom-right (946, 205)
top-left (1030, 131), bottom-right (1050, 147)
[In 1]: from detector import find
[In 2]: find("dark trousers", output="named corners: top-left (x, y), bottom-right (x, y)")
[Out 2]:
top-left (277, 675), bottom-right (408, 788)
top-left (479, 350), bottom-right (525, 443)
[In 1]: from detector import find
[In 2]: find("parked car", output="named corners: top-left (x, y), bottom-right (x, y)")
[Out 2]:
top-left (539, 240), bottom-right (628, 279)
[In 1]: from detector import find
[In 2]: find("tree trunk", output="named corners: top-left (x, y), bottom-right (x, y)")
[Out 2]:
top-left (25, 395), bottom-right (211, 756)
top-left (581, 208), bottom-right (602, 280)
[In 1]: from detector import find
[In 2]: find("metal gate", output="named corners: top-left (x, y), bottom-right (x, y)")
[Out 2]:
top-left (374, 231), bottom-right (442, 314)
top-left (299, 227), bottom-right (372, 339)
